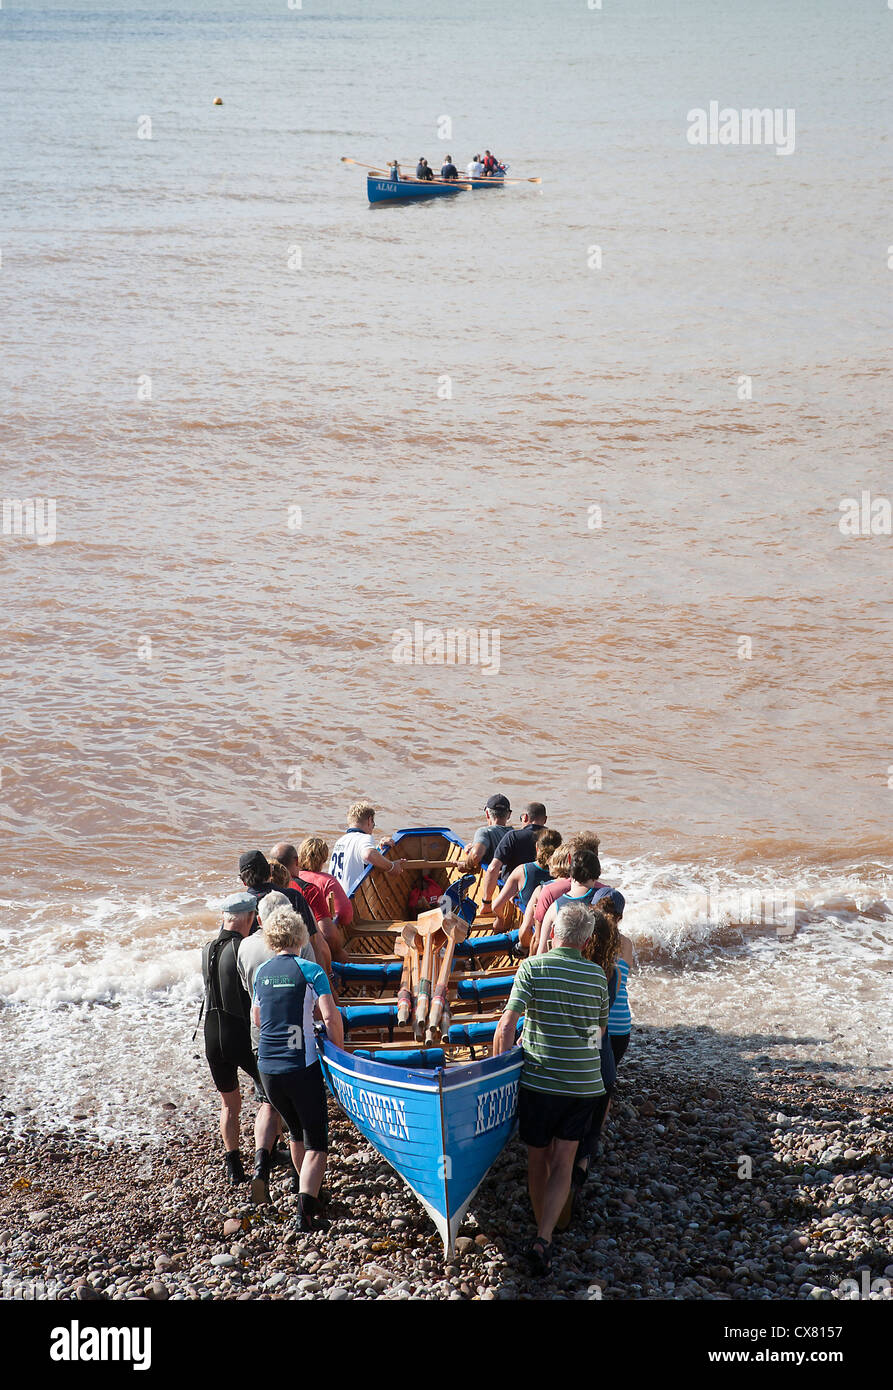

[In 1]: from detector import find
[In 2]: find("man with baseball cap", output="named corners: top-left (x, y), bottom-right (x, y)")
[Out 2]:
top-left (461, 794), bottom-right (513, 873)
top-left (480, 802), bottom-right (548, 908)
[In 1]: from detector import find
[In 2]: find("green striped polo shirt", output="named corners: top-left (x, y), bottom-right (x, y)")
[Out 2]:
top-left (507, 948), bottom-right (609, 1097)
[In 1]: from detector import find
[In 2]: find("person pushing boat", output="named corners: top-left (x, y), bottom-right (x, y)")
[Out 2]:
top-left (492, 902), bottom-right (610, 1277)
top-left (252, 906), bottom-right (344, 1233)
top-left (201, 892), bottom-right (275, 1188)
top-left (460, 792), bottom-right (513, 872)
top-left (480, 801), bottom-right (549, 909)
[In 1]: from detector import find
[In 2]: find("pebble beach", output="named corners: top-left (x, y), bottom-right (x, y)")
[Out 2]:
top-left (3, 1026), bottom-right (890, 1303)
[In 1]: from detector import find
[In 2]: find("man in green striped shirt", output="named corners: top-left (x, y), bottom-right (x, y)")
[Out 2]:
top-left (493, 903), bottom-right (608, 1275)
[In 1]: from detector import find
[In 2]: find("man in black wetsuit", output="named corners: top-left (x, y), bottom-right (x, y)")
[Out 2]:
top-left (202, 891), bottom-right (280, 1186)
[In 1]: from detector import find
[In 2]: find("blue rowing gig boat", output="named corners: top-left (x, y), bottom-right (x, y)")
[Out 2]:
top-left (367, 173), bottom-right (469, 204)
top-left (318, 826), bottom-right (524, 1254)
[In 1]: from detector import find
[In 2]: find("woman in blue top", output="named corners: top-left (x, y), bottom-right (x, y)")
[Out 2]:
top-left (491, 827), bottom-right (562, 919)
top-left (555, 902), bottom-right (624, 1230)
top-left (592, 888), bottom-right (632, 1065)
top-left (252, 905), bottom-right (344, 1232)
top-left (535, 845), bottom-right (602, 953)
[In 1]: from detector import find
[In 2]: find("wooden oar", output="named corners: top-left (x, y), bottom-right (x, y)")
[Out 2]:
top-left (427, 914), bottom-right (469, 1043)
top-left (341, 156), bottom-right (386, 172)
top-left (397, 859), bottom-right (462, 870)
top-left (394, 924), bottom-right (419, 1025)
top-left (341, 157), bottom-right (472, 191)
top-left (413, 909), bottom-right (445, 1040)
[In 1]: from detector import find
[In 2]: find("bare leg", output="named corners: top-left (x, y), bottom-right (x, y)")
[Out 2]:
top-left (300, 1149), bottom-right (327, 1198)
top-left (254, 1102), bottom-right (279, 1154)
top-left (219, 1089), bottom-right (241, 1151)
top-left (527, 1144), bottom-right (551, 1226)
top-left (288, 1136), bottom-right (306, 1176)
top-left (537, 1139), bottom-right (577, 1243)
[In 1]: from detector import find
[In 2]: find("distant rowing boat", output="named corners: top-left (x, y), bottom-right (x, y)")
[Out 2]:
top-left (318, 826), bottom-right (524, 1254)
top-left (367, 173), bottom-right (470, 203)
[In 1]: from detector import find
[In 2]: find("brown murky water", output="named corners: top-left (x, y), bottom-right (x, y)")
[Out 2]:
top-left (0, 0), bottom-right (890, 1132)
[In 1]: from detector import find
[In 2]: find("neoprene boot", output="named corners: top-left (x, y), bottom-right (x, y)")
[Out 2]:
top-left (250, 1148), bottom-right (271, 1205)
top-left (297, 1192), bottom-right (324, 1233)
top-left (224, 1149), bottom-right (246, 1185)
top-left (271, 1140), bottom-right (294, 1170)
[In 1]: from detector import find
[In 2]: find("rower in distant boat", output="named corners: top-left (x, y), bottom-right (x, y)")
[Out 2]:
top-left (440, 154), bottom-right (459, 181)
top-left (416, 157), bottom-right (435, 181)
top-left (482, 150), bottom-right (500, 176)
top-left (389, 159), bottom-right (401, 181)
top-left (466, 153), bottom-right (485, 177)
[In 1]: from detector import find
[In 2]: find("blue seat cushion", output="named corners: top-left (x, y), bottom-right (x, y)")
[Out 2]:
top-left (353, 1048), bottom-right (445, 1069)
top-left (333, 961), bottom-right (402, 983)
top-left (340, 1005), bottom-right (398, 1030)
top-left (455, 974), bottom-right (516, 1001)
top-left (454, 930), bottom-right (520, 958)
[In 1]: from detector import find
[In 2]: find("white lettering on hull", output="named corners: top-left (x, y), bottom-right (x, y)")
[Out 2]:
top-left (474, 1081), bottom-right (519, 1136)
top-left (331, 1074), bottom-right (410, 1141)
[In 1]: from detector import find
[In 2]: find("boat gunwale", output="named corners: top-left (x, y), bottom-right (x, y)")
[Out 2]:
top-left (321, 1036), bottom-right (523, 1090)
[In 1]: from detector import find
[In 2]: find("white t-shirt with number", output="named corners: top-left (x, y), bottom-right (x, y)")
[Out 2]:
top-left (329, 829), bottom-right (377, 896)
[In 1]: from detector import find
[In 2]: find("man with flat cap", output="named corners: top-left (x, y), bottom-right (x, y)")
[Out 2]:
top-left (201, 891), bottom-right (279, 1187)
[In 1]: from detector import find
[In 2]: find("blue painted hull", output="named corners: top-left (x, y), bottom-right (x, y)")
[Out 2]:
top-left (320, 1038), bottom-right (522, 1254)
top-left (323, 825), bottom-right (524, 1252)
top-left (367, 174), bottom-right (467, 203)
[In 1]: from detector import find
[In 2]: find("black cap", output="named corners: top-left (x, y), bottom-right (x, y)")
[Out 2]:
top-left (485, 794), bottom-right (511, 814)
top-left (239, 849), bottom-right (269, 877)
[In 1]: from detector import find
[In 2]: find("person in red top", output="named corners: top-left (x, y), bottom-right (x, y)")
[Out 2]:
top-left (269, 842), bottom-right (339, 974)
top-left (297, 836), bottom-right (354, 962)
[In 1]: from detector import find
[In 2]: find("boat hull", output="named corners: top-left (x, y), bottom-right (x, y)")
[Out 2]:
top-left (320, 1038), bottom-right (522, 1254)
top-left (367, 174), bottom-right (466, 203)
top-left (322, 826), bottom-right (524, 1251)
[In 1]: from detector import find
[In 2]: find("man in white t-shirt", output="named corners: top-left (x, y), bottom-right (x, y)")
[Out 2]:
top-left (328, 801), bottom-right (405, 897)
top-left (466, 154), bottom-right (484, 177)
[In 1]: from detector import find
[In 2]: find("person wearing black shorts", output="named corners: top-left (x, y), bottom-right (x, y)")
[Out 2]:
top-left (252, 905), bottom-right (344, 1232)
top-left (202, 892), bottom-right (277, 1186)
top-left (493, 901), bottom-right (610, 1277)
